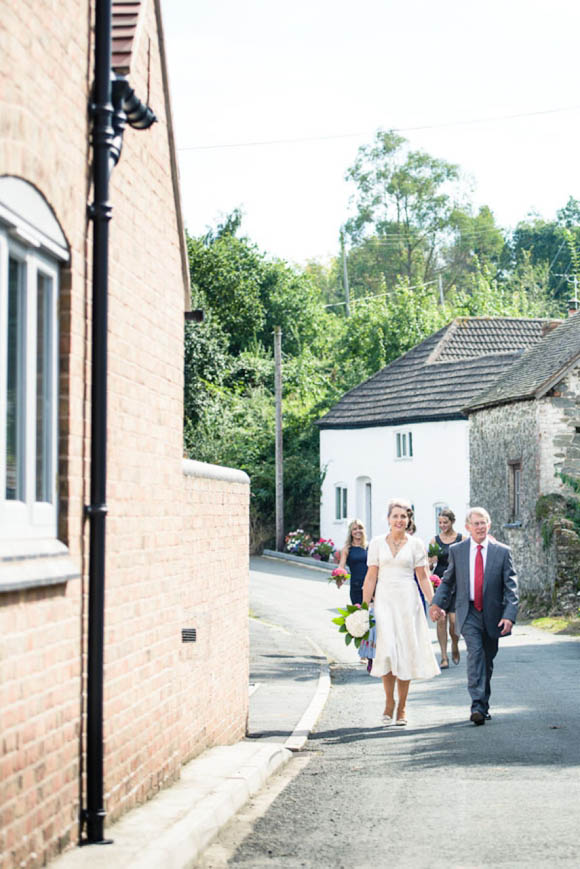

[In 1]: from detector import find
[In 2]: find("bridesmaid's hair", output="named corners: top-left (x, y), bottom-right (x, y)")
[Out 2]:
top-left (345, 518), bottom-right (368, 550)
top-left (439, 507), bottom-right (456, 525)
top-left (387, 497), bottom-right (412, 517)
top-left (406, 508), bottom-right (416, 535)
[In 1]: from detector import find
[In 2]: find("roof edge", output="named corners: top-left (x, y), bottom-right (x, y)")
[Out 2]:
top-left (317, 411), bottom-right (467, 430)
top-left (154, 0), bottom-right (191, 309)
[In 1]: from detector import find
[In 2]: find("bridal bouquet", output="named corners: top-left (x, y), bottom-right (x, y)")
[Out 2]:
top-left (329, 567), bottom-right (350, 586)
top-left (431, 575), bottom-right (441, 590)
top-left (332, 602), bottom-right (375, 648)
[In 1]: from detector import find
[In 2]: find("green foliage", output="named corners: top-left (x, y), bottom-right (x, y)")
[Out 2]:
top-left (184, 151), bottom-right (579, 550)
top-left (345, 129), bottom-right (460, 285)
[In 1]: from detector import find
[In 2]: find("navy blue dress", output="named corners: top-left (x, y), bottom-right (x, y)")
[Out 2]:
top-left (346, 545), bottom-right (368, 605)
top-left (433, 533), bottom-right (463, 613)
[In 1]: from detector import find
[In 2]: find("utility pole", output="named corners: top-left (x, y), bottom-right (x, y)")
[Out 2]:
top-left (341, 228), bottom-right (351, 316)
top-left (555, 273), bottom-right (580, 313)
top-left (438, 274), bottom-right (444, 305)
top-left (274, 327), bottom-right (284, 551)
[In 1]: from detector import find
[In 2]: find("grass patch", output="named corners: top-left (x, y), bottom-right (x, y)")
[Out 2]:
top-left (532, 616), bottom-right (580, 636)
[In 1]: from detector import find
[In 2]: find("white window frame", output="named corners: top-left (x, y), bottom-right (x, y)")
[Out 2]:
top-left (334, 484), bottom-right (348, 521)
top-left (395, 429), bottom-right (413, 460)
top-left (433, 502), bottom-right (446, 535)
top-left (0, 225), bottom-right (60, 540)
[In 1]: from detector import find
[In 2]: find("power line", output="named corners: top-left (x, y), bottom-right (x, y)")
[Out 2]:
top-left (323, 278), bottom-right (438, 309)
top-left (177, 104), bottom-right (580, 153)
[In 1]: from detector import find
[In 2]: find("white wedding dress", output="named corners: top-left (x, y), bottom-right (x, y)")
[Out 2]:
top-left (368, 534), bottom-right (440, 681)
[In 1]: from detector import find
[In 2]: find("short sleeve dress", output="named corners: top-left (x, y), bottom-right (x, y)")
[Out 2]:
top-left (367, 534), bottom-right (440, 681)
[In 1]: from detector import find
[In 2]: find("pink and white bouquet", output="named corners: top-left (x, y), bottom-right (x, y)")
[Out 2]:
top-left (431, 575), bottom-right (441, 590)
top-left (329, 567), bottom-right (350, 587)
top-left (332, 602), bottom-right (375, 648)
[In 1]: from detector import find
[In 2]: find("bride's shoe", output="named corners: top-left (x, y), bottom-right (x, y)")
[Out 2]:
top-left (383, 702), bottom-right (395, 724)
top-left (395, 707), bottom-right (407, 726)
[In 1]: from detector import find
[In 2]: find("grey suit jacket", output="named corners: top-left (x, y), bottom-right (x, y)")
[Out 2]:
top-left (432, 537), bottom-right (518, 638)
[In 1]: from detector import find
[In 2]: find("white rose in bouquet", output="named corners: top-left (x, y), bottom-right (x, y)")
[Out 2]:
top-left (345, 608), bottom-right (370, 639)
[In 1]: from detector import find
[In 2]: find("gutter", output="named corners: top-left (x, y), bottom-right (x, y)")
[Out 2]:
top-left (83, 0), bottom-right (156, 845)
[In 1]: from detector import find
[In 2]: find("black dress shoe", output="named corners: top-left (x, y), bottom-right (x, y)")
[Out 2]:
top-left (484, 713), bottom-right (491, 720)
top-left (470, 711), bottom-right (485, 725)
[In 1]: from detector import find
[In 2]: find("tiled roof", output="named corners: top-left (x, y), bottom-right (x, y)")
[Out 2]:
top-left (465, 313), bottom-right (580, 412)
top-left (317, 317), bottom-right (561, 429)
top-left (112, 0), bottom-right (142, 75)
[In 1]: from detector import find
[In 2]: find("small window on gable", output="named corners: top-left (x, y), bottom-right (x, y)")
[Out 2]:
top-left (335, 485), bottom-right (347, 520)
top-left (395, 430), bottom-right (413, 459)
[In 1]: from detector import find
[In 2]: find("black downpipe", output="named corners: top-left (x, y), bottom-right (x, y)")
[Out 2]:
top-left (84, 0), bottom-right (113, 845)
top-left (83, 0), bottom-right (156, 847)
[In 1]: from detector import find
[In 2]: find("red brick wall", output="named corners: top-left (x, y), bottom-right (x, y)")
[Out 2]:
top-left (0, 2), bottom-right (250, 866)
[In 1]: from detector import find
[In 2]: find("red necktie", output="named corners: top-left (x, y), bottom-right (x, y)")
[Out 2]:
top-left (474, 544), bottom-right (484, 611)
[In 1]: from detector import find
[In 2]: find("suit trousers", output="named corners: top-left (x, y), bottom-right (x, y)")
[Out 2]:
top-left (461, 603), bottom-right (499, 714)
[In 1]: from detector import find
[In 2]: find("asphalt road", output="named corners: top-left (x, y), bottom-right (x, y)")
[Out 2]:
top-left (201, 557), bottom-right (580, 869)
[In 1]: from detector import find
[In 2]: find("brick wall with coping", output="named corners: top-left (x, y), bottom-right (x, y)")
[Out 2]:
top-left (0, 2), bottom-right (250, 866)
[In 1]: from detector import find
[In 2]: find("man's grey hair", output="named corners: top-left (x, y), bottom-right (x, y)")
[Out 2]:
top-left (466, 506), bottom-right (491, 524)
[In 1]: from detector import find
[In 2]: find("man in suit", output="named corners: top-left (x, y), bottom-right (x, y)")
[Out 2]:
top-left (429, 507), bottom-right (518, 725)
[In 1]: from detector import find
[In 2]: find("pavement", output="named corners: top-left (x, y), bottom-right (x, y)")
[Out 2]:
top-left (51, 568), bottom-right (330, 869)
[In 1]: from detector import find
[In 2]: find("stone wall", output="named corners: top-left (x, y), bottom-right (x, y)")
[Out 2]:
top-left (468, 364), bottom-right (580, 598)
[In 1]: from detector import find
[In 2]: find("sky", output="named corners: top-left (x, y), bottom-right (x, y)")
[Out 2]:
top-left (161, 0), bottom-right (580, 266)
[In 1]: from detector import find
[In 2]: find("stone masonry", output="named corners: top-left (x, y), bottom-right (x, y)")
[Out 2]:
top-left (469, 365), bottom-right (580, 598)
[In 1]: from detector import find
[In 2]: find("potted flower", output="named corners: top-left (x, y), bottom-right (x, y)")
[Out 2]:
top-left (284, 529), bottom-right (314, 557)
top-left (310, 538), bottom-right (335, 562)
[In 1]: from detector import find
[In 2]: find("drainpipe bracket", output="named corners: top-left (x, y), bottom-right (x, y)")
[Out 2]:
top-left (84, 503), bottom-right (109, 518)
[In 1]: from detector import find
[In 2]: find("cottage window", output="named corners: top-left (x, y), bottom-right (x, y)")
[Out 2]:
top-left (395, 430), bottom-right (413, 459)
top-left (433, 502), bottom-right (446, 533)
top-left (509, 461), bottom-right (522, 521)
top-left (0, 179), bottom-right (67, 541)
top-left (335, 485), bottom-right (348, 520)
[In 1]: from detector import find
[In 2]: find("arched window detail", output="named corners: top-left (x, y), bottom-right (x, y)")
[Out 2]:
top-left (0, 178), bottom-right (68, 540)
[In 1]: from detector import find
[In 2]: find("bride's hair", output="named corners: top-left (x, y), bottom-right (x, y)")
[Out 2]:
top-left (387, 498), bottom-right (412, 517)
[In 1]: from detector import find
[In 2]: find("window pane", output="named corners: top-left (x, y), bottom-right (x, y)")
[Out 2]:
top-left (335, 487), bottom-right (341, 520)
top-left (408, 432), bottom-right (413, 457)
top-left (402, 434), bottom-right (407, 456)
top-left (342, 488), bottom-right (347, 519)
top-left (396, 433), bottom-right (401, 457)
top-left (36, 272), bottom-right (53, 502)
top-left (6, 258), bottom-right (25, 501)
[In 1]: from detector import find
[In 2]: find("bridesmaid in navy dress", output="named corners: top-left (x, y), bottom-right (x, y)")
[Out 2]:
top-left (428, 507), bottom-right (463, 668)
top-left (337, 519), bottom-right (368, 605)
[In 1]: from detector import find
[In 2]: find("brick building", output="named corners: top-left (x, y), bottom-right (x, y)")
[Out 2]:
top-left (465, 312), bottom-right (580, 598)
top-left (0, 2), bottom-right (249, 866)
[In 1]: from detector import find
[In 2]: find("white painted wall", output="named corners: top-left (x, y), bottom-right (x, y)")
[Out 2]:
top-left (320, 420), bottom-right (470, 550)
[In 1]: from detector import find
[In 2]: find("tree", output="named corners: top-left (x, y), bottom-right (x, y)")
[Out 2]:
top-left (443, 205), bottom-right (507, 287)
top-left (345, 129), bottom-right (460, 286)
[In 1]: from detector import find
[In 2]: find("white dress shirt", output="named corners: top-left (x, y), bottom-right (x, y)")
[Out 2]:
top-left (468, 536), bottom-right (489, 601)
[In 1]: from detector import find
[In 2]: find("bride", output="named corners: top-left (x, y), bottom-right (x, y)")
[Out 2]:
top-left (363, 498), bottom-right (439, 726)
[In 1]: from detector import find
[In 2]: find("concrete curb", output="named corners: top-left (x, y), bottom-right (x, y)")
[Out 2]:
top-left (51, 633), bottom-right (333, 869)
top-left (284, 661), bottom-right (330, 752)
top-left (261, 549), bottom-right (335, 572)
top-left (50, 743), bottom-right (292, 869)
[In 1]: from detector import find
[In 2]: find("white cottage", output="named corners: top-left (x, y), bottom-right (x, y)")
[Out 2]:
top-left (316, 316), bottom-right (560, 547)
